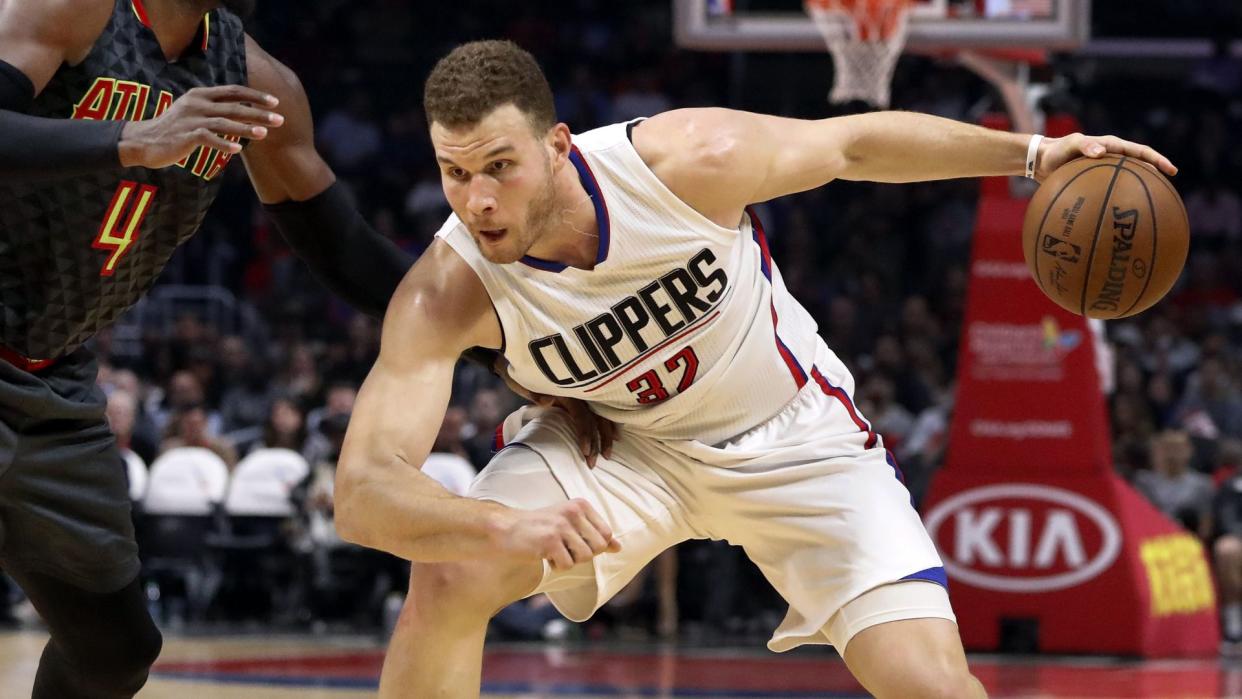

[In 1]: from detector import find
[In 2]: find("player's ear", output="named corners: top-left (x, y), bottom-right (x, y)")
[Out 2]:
top-left (546, 123), bottom-right (572, 167)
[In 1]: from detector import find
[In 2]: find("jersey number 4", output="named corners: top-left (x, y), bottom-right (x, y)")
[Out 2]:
top-left (94, 180), bottom-right (159, 277)
top-left (626, 346), bottom-right (700, 405)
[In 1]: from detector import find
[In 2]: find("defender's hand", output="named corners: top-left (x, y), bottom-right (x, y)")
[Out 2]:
top-left (492, 499), bottom-right (622, 571)
top-left (541, 395), bottom-right (616, 469)
top-left (1036, 132), bottom-right (1177, 182)
top-left (493, 355), bottom-right (617, 467)
top-left (118, 85), bottom-right (284, 169)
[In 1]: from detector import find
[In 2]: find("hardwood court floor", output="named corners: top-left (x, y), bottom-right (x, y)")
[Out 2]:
top-left (2, 629), bottom-right (1242, 697)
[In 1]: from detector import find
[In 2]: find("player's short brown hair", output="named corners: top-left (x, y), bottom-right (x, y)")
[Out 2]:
top-left (423, 40), bottom-right (556, 134)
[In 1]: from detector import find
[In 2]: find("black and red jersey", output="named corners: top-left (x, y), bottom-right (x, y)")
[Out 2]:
top-left (0, 0), bottom-right (247, 360)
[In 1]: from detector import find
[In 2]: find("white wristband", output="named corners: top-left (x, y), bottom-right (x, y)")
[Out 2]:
top-left (1025, 134), bottom-right (1044, 179)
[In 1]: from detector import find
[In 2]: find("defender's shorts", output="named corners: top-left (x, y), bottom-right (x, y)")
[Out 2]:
top-left (0, 347), bottom-right (139, 594)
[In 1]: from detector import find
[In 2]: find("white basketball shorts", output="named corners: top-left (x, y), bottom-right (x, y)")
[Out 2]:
top-left (469, 357), bottom-right (954, 653)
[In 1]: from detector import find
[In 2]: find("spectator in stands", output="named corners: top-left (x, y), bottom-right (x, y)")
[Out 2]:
top-left (898, 388), bottom-right (953, 506)
top-left (1140, 315), bottom-right (1201, 377)
top-left (421, 407), bottom-right (477, 497)
top-left (241, 396), bottom-right (310, 459)
top-left (220, 359), bottom-right (278, 435)
top-left (1177, 358), bottom-right (1242, 439)
top-left (1212, 469), bottom-right (1242, 647)
top-left (1112, 393), bottom-right (1157, 448)
top-left (463, 389), bottom-right (505, 469)
top-left (860, 374), bottom-right (915, 451)
top-left (161, 404), bottom-right (239, 470)
top-left (306, 383), bottom-right (358, 466)
top-left (278, 344), bottom-right (322, 408)
top-left (1146, 372), bottom-right (1180, 430)
top-left (153, 370), bottom-right (223, 437)
top-left (216, 335), bottom-right (250, 388)
top-left (106, 389), bottom-right (141, 473)
top-left (1215, 439), bottom-right (1242, 485)
top-left (1134, 430), bottom-right (1214, 538)
top-left (872, 334), bottom-right (933, 414)
top-left (323, 315), bottom-right (380, 385)
top-left (317, 89), bottom-right (383, 173)
top-left (1185, 178), bottom-right (1242, 251)
top-left (106, 369), bottom-right (161, 464)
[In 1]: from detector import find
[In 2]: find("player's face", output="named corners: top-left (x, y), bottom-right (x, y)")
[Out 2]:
top-left (432, 104), bottom-right (560, 264)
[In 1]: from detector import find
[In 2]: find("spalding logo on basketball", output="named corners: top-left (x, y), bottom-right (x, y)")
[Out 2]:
top-left (923, 484), bottom-right (1122, 593)
top-left (1021, 154), bottom-right (1189, 319)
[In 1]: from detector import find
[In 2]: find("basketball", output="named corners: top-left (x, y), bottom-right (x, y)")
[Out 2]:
top-left (1021, 154), bottom-right (1189, 319)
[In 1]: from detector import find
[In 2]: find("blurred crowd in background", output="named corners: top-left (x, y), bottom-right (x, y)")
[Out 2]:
top-left (3, 0), bottom-right (1242, 645)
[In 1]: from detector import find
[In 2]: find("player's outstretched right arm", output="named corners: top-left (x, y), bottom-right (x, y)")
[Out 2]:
top-left (334, 241), bottom-right (620, 567)
top-left (0, 0), bottom-right (281, 179)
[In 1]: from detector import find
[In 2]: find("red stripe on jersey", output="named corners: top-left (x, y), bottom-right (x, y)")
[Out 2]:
top-left (748, 208), bottom-right (806, 389)
top-left (772, 305), bottom-right (807, 389)
top-left (131, 0), bottom-right (152, 27)
top-left (811, 366), bottom-right (877, 449)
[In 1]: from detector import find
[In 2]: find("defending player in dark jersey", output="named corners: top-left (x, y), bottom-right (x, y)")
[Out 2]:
top-left (0, 1), bottom-right (412, 696)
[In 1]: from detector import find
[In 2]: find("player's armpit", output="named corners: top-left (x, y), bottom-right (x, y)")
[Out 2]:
top-left (334, 241), bottom-right (507, 561)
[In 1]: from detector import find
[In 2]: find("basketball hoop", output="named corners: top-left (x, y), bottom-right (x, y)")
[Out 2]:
top-left (805, 0), bottom-right (913, 109)
top-left (954, 48), bottom-right (1050, 135)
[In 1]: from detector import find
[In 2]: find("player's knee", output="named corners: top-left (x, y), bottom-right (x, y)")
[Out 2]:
top-left (896, 662), bottom-right (981, 699)
top-left (58, 613), bottom-right (162, 693)
top-left (109, 621), bottom-right (163, 689)
top-left (406, 559), bottom-right (536, 622)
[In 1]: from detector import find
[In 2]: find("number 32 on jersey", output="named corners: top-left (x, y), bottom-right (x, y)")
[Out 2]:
top-left (627, 346), bottom-right (700, 405)
top-left (93, 180), bottom-right (158, 277)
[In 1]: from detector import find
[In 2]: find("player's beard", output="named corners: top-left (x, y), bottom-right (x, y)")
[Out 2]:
top-left (477, 162), bottom-right (558, 265)
top-left (519, 172), bottom-right (559, 260)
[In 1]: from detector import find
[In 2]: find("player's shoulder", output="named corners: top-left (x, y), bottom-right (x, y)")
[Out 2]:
top-left (25, 0), bottom-right (113, 27)
top-left (630, 108), bottom-right (746, 174)
top-left (7, 0), bottom-right (115, 53)
top-left (629, 108), bottom-right (755, 228)
top-left (243, 35), bottom-right (302, 102)
top-left (384, 238), bottom-right (500, 354)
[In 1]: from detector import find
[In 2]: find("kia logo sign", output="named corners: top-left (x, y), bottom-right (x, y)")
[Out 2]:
top-left (924, 484), bottom-right (1122, 593)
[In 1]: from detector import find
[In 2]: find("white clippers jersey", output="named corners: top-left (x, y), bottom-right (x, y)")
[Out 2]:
top-left (437, 121), bottom-right (857, 445)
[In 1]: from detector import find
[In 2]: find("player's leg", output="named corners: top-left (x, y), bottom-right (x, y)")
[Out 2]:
top-left (7, 568), bottom-right (162, 699)
top-left (0, 350), bottom-right (160, 698)
top-left (380, 555), bottom-right (543, 697)
top-left (379, 407), bottom-right (692, 698)
top-left (833, 586), bottom-right (984, 699)
top-left (691, 356), bottom-right (979, 695)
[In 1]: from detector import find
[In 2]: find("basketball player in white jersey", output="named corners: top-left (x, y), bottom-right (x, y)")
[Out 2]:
top-left (335, 41), bottom-right (1175, 698)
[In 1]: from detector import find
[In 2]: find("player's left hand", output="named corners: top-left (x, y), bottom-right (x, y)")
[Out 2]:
top-left (1036, 133), bottom-right (1177, 181)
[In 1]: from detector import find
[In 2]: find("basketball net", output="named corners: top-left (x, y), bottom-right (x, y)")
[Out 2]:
top-left (805, 0), bottom-right (912, 109)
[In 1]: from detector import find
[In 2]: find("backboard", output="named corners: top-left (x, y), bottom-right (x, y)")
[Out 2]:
top-left (674, 0), bottom-right (1091, 53)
